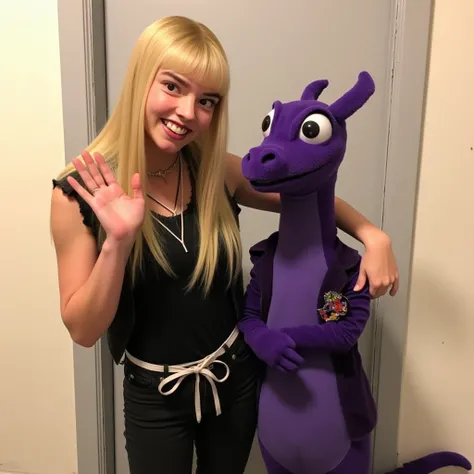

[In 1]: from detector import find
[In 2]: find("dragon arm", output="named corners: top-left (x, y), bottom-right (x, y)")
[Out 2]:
top-left (281, 269), bottom-right (371, 353)
top-left (238, 264), bottom-right (304, 371)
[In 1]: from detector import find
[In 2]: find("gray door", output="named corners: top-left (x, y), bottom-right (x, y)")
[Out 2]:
top-left (104, 2), bottom-right (393, 472)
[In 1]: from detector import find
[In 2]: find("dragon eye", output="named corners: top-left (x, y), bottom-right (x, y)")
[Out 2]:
top-left (262, 109), bottom-right (275, 137)
top-left (299, 113), bottom-right (332, 144)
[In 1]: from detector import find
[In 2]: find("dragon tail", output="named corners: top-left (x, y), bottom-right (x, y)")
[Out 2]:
top-left (385, 451), bottom-right (471, 473)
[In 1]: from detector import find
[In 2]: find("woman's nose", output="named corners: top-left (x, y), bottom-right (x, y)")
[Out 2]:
top-left (176, 96), bottom-right (196, 121)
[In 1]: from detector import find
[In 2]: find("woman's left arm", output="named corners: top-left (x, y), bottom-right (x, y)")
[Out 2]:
top-left (227, 153), bottom-right (400, 298)
top-left (333, 196), bottom-right (399, 298)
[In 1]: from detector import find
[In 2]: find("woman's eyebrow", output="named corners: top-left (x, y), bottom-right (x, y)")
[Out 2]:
top-left (162, 71), bottom-right (188, 87)
top-left (203, 92), bottom-right (221, 99)
top-left (161, 71), bottom-right (221, 99)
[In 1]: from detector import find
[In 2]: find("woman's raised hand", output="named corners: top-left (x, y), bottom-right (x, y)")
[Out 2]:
top-left (67, 151), bottom-right (146, 245)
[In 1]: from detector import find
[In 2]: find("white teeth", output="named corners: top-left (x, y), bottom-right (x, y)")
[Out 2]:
top-left (163, 120), bottom-right (188, 135)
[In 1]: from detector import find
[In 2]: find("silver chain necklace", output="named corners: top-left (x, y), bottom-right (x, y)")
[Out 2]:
top-left (147, 154), bottom-right (180, 181)
top-left (147, 156), bottom-right (188, 253)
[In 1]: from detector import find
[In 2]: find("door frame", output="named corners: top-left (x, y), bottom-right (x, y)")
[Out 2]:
top-left (56, 1), bottom-right (434, 473)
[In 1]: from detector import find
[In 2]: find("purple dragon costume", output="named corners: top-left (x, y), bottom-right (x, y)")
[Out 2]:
top-left (238, 72), bottom-right (471, 474)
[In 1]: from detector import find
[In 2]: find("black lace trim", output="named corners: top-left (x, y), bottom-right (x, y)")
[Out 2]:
top-left (52, 170), bottom-right (97, 232)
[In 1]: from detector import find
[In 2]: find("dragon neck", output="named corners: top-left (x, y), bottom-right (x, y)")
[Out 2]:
top-left (277, 175), bottom-right (338, 264)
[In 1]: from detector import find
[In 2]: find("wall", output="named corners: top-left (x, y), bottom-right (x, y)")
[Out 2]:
top-left (397, 0), bottom-right (474, 470)
top-left (0, 1), bottom-right (472, 473)
top-left (0, 1), bottom-right (78, 474)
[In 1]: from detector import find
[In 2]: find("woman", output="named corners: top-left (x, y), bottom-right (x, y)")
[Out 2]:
top-left (50, 16), bottom-right (398, 474)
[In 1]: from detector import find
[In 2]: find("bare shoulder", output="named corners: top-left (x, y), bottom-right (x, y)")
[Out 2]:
top-left (224, 152), bottom-right (242, 196)
top-left (50, 186), bottom-right (98, 311)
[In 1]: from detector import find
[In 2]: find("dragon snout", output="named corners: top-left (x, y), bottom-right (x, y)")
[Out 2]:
top-left (242, 147), bottom-right (286, 184)
top-left (261, 152), bottom-right (276, 164)
top-left (244, 149), bottom-right (279, 165)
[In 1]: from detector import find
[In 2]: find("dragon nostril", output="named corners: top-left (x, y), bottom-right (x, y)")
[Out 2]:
top-left (261, 153), bottom-right (276, 164)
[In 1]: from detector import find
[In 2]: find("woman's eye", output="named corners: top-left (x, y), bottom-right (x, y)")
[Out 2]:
top-left (166, 82), bottom-right (177, 92)
top-left (200, 99), bottom-right (216, 108)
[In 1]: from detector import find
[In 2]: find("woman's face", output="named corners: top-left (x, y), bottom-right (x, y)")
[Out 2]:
top-left (144, 69), bottom-right (221, 155)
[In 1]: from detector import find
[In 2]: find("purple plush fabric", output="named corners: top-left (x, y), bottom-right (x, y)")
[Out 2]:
top-left (240, 316), bottom-right (304, 372)
top-left (238, 72), bottom-right (471, 474)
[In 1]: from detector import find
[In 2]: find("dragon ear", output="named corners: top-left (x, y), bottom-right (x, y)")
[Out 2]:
top-left (301, 79), bottom-right (329, 100)
top-left (329, 71), bottom-right (375, 121)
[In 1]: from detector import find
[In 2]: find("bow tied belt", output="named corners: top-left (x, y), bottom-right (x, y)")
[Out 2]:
top-left (125, 326), bottom-right (240, 423)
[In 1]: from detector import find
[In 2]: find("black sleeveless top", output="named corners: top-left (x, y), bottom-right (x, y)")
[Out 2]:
top-left (52, 151), bottom-right (243, 365)
top-left (127, 167), bottom-right (238, 364)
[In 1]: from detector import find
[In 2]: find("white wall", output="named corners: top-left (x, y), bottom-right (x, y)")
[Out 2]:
top-left (0, 1), bottom-right (78, 474)
top-left (397, 0), bottom-right (474, 470)
top-left (0, 1), bottom-right (472, 474)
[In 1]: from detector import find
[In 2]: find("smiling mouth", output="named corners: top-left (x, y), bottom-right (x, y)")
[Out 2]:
top-left (162, 119), bottom-right (190, 136)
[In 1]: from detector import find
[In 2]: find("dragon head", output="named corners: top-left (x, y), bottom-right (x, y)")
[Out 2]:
top-left (242, 71), bottom-right (375, 195)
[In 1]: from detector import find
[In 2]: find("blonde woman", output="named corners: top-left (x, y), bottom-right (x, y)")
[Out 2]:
top-left (50, 16), bottom-right (398, 474)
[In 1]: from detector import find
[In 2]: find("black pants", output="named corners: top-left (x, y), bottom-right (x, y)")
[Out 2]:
top-left (122, 336), bottom-right (260, 474)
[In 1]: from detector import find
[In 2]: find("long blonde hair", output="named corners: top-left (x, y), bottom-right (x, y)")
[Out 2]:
top-left (57, 16), bottom-right (242, 294)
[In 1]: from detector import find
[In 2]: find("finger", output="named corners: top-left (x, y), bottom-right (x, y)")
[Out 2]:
top-left (275, 364), bottom-right (288, 373)
top-left (277, 358), bottom-right (299, 372)
top-left (283, 347), bottom-right (304, 366)
top-left (372, 284), bottom-right (388, 299)
top-left (131, 173), bottom-right (143, 200)
top-left (95, 153), bottom-right (118, 185)
top-left (370, 285), bottom-right (382, 299)
top-left (390, 276), bottom-right (400, 296)
top-left (71, 157), bottom-right (101, 194)
top-left (379, 278), bottom-right (392, 298)
top-left (66, 175), bottom-right (94, 206)
top-left (277, 331), bottom-right (295, 348)
top-left (353, 271), bottom-right (367, 292)
top-left (82, 151), bottom-right (106, 187)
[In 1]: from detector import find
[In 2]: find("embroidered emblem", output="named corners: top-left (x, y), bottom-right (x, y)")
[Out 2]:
top-left (318, 291), bottom-right (348, 322)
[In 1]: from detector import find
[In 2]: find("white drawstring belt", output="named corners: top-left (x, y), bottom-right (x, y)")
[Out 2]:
top-left (125, 326), bottom-right (240, 423)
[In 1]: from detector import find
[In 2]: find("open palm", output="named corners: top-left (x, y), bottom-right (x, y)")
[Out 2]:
top-left (67, 151), bottom-right (145, 243)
